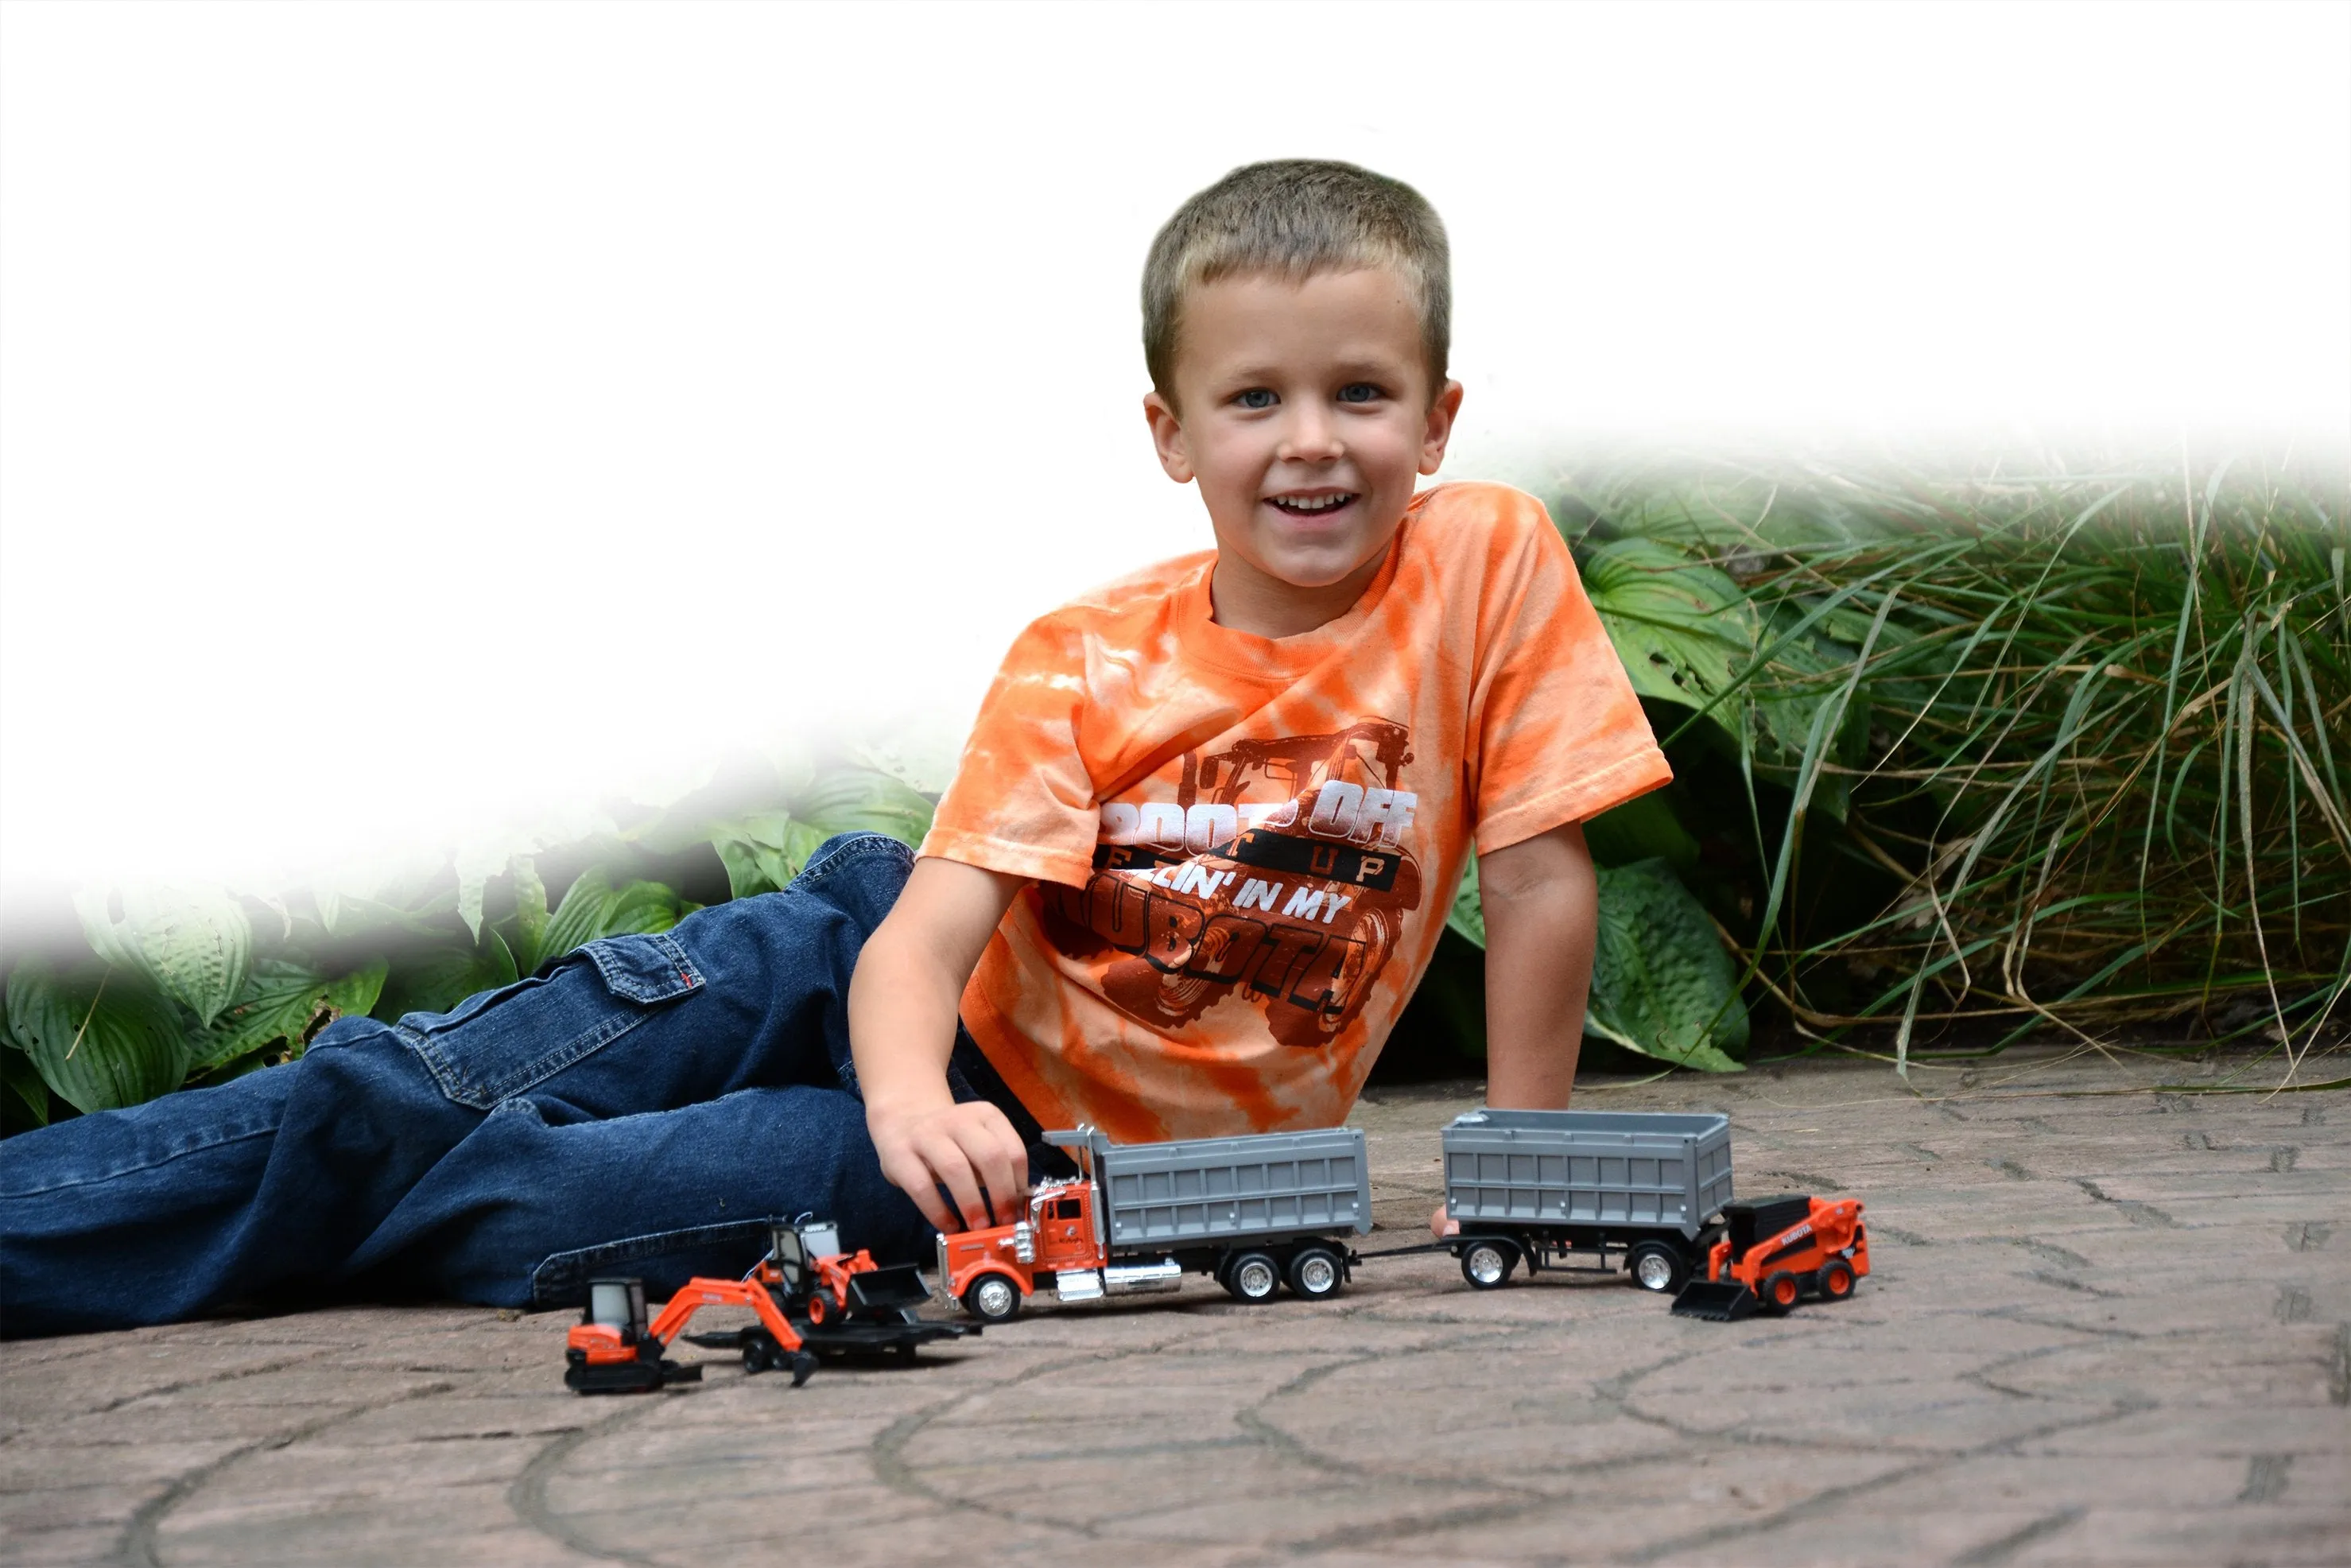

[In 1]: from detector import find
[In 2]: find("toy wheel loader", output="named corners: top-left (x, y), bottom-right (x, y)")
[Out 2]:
top-left (564, 1218), bottom-right (980, 1394)
top-left (1671, 1193), bottom-right (1870, 1322)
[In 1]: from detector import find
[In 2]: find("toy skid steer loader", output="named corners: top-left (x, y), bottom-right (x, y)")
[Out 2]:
top-left (1672, 1193), bottom-right (1870, 1322)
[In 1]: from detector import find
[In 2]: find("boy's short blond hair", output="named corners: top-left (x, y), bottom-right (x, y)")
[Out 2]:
top-left (1142, 159), bottom-right (1451, 405)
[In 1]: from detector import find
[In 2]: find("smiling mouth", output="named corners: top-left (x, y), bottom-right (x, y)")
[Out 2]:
top-left (1267, 491), bottom-right (1359, 517)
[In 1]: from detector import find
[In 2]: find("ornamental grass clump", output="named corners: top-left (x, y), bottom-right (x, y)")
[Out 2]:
top-left (1554, 451), bottom-right (2349, 1085)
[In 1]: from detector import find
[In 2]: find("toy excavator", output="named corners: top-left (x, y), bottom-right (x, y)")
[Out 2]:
top-left (1671, 1193), bottom-right (1870, 1322)
top-left (564, 1217), bottom-right (980, 1393)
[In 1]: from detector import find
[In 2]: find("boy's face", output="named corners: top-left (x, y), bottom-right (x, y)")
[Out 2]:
top-left (1144, 268), bottom-right (1463, 614)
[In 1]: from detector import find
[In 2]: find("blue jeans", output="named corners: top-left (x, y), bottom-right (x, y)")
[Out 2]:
top-left (0, 833), bottom-right (1044, 1338)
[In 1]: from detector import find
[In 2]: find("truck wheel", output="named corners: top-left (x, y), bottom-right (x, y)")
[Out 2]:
top-left (1223, 1252), bottom-right (1281, 1303)
top-left (1815, 1259), bottom-right (1856, 1300)
top-left (1759, 1270), bottom-right (1802, 1314)
top-left (1626, 1240), bottom-right (1690, 1294)
top-left (1460, 1240), bottom-right (1518, 1290)
top-left (962, 1274), bottom-right (1022, 1323)
top-left (1286, 1246), bottom-right (1344, 1301)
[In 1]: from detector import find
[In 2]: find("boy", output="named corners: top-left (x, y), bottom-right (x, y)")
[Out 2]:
top-left (0, 161), bottom-right (1666, 1336)
top-left (850, 159), bottom-right (1669, 1238)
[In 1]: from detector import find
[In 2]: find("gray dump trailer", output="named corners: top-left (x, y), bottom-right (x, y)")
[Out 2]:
top-left (1441, 1108), bottom-right (1734, 1294)
top-left (1065, 1124), bottom-right (1374, 1305)
top-left (940, 1125), bottom-right (1375, 1319)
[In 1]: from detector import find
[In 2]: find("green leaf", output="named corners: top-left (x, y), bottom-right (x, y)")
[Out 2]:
top-left (1582, 539), bottom-right (1757, 735)
top-left (509, 856), bottom-right (550, 974)
top-left (374, 932), bottom-right (521, 1022)
top-left (537, 867), bottom-right (685, 965)
top-left (1745, 603), bottom-right (1874, 822)
top-left (189, 956), bottom-right (389, 1073)
top-left (6, 960), bottom-right (190, 1112)
top-left (191, 959), bottom-right (332, 1072)
top-left (793, 767), bottom-right (937, 844)
top-left (1585, 860), bottom-right (1748, 1073)
top-left (324, 957), bottom-right (390, 1021)
top-left (1, 1043), bottom-right (50, 1127)
top-left (1582, 792), bottom-right (1701, 872)
top-left (1446, 851), bottom-right (1488, 949)
top-left (708, 813), bottom-right (829, 898)
top-left (72, 885), bottom-right (253, 1027)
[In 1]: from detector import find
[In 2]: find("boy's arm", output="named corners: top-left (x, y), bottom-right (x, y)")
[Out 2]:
top-left (848, 857), bottom-right (1031, 1234)
top-left (1430, 821), bottom-right (1600, 1237)
top-left (1478, 820), bottom-right (1600, 1108)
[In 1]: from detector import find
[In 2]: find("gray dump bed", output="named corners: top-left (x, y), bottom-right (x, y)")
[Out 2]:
top-left (1052, 1127), bottom-right (1372, 1248)
top-left (1443, 1110), bottom-right (1732, 1240)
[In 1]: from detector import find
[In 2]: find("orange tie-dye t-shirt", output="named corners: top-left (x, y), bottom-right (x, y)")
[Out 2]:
top-left (919, 482), bottom-right (1670, 1141)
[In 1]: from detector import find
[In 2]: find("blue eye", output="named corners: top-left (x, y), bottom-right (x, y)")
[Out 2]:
top-left (1338, 383), bottom-right (1381, 404)
top-left (1236, 389), bottom-right (1276, 410)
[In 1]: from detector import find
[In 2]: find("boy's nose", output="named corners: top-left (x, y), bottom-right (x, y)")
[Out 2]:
top-left (1277, 408), bottom-right (1343, 463)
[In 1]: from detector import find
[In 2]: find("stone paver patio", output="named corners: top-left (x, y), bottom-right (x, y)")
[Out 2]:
top-left (3, 1047), bottom-right (2345, 1566)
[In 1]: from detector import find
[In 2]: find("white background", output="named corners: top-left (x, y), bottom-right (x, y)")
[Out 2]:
top-left (4, 0), bottom-right (2346, 898)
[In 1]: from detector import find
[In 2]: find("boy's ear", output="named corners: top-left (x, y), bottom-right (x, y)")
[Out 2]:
top-left (1418, 379), bottom-right (1465, 477)
top-left (1143, 390), bottom-right (1193, 484)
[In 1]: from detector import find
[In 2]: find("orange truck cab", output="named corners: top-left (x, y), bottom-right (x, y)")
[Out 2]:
top-left (938, 1125), bottom-right (1371, 1322)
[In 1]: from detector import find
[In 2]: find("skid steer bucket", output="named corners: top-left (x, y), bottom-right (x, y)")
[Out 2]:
top-left (1672, 1279), bottom-right (1759, 1322)
top-left (848, 1263), bottom-right (932, 1314)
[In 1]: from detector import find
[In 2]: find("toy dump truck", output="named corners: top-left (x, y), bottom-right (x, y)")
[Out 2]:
top-left (1440, 1109), bottom-right (1736, 1294)
top-left (1670, 1193), bottom-right (1870, 1320)
top-left (938, 1124), bottom-right (1373, 1320)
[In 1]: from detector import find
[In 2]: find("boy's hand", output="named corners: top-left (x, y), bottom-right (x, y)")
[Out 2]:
top-left (1428, 1202), bottom-right (1459, 1240)
top-left (868, 1097), bottom-right (1030, 1235)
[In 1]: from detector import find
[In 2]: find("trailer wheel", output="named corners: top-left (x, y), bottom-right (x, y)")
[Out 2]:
top-left (962, 1274), bottom-right (1022, 1323)
top-left (1626, 1240), bottom-right (1690, 1294)
top-left (1815, 1259), bottom-right (1856, 1300)
top-left (1286, 1247), bottom-right (1344, 1301)
top-left (1460, 1240), bottom-right (1519, 1290)
top-left (1223, 1252), bottom-right (1281, 1304)
top-left (742, 1333), bottom-right (778, 1374)
top-left (1759, 1270), bottom-right (1802, 1314)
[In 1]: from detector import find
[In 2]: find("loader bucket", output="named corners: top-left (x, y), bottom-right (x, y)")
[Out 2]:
top-left (1672, 1279), bottom-right (1759, 1322)
top-left (848, 1263), bottom-right (932, 1314)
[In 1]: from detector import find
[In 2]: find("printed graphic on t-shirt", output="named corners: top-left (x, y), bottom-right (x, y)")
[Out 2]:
top-left (1038, 720), bottom-right (1426, 1047)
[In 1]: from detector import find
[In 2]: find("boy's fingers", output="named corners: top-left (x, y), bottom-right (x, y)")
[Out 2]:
top-left (966, 1103), bottom-right (1032, 1218)
top-left (914, 1127), bottom-right (993, 1232)
top-left (945, 1115), bottom-right (1026, 1226)
top-left (879, 1144), bottom-right (960, 1234)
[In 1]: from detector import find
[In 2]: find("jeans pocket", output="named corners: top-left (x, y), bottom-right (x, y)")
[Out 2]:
top-left (402, 932), bottom-right (704, 1110)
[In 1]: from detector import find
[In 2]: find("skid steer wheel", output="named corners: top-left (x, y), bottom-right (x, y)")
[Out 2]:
top-left (1625, 1240), bottom-right (1690, 1294)
top-left (1460, 1240), bottom-right (1519, 1290)
top-left (1223, 1252), bottom-right (1281, 1304)
top-left (1815, 1259), bottom-right (1856, 1301)
top-left (962, 1274), bottom-right (1022, 1324)
top-left (1286, 1246), bottom-right (1344, 1301)
top-left (1759, 1270), bottom-right (1802, 1314)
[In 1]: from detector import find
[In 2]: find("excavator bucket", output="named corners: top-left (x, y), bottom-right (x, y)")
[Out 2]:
top-left (847, 1263), bottom-right (932, 1314)
top-left (1672, 1279), bottom-right (1759, 1322)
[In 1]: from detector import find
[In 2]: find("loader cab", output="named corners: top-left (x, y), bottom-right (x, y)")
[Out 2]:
top-left (768, 1220), bottom-right (844, 1303)
top-left (584, 1278), bottom-right (650, 1345)
top-left (1724, 1195), bottom-right (1816, 1262)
